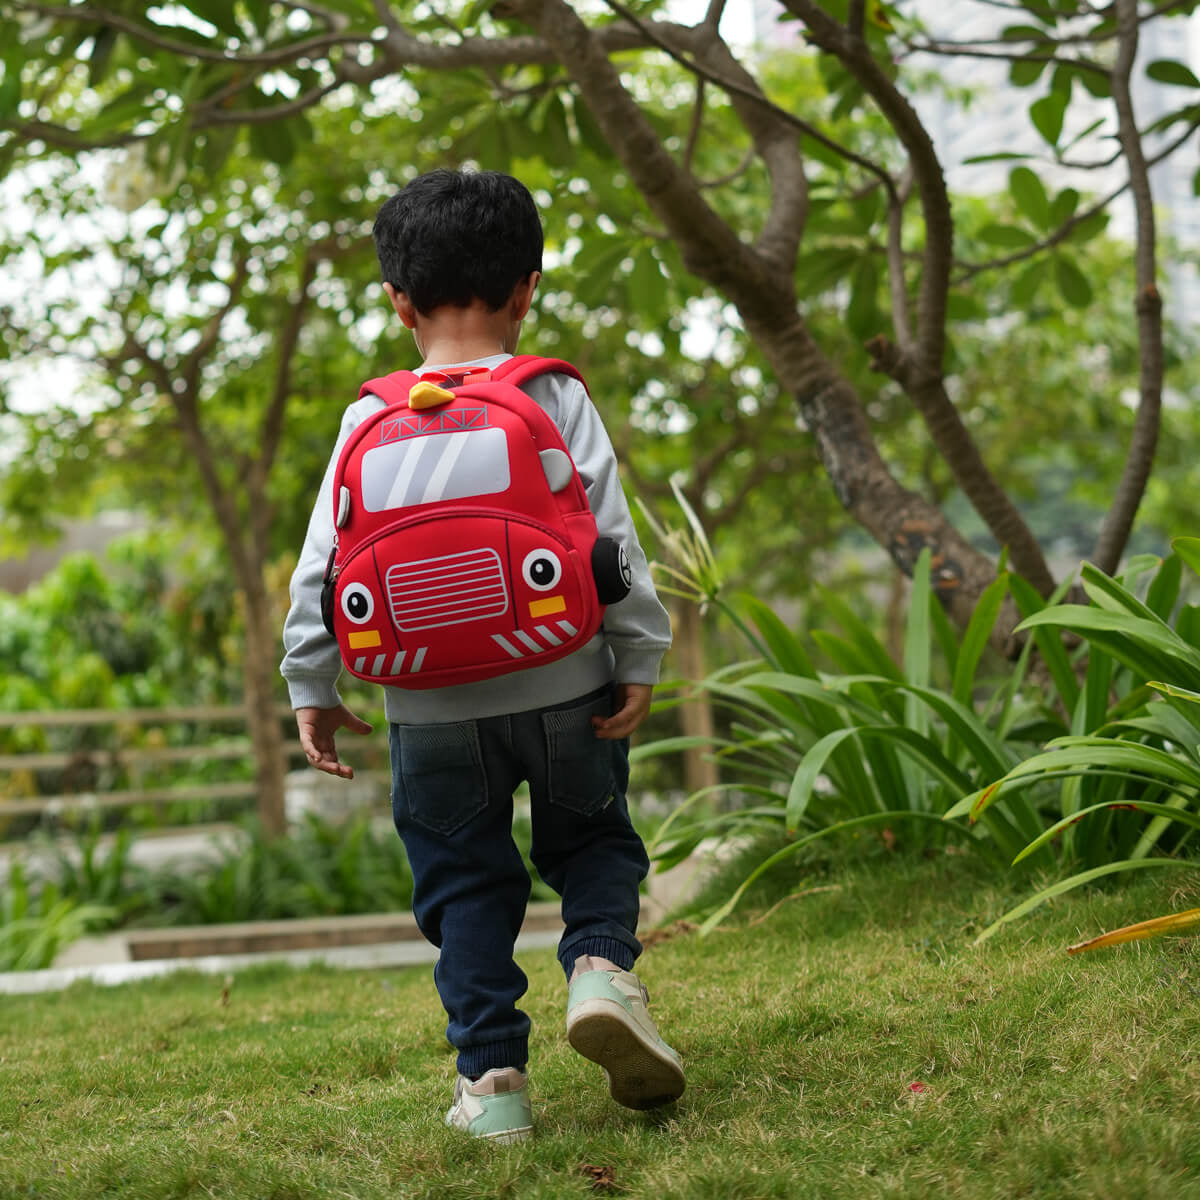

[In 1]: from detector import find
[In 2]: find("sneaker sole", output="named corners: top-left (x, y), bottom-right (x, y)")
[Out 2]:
top-left (480, 1126), bottom-right (533, 1145)
top-left (567, 997), bottom-right (685, 1110)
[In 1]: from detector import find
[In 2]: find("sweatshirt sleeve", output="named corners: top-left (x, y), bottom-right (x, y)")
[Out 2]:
top-left (550, 375), bottom-right (673, 685)
top-left (280, 398), bottom-right (382, 709)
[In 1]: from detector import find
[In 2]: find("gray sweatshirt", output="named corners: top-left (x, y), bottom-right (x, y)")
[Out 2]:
top-left (280, 353), bottom-right (673, 725)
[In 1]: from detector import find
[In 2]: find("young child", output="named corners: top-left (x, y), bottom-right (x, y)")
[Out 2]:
top-left (281, 168), bottom-right (683, 1142)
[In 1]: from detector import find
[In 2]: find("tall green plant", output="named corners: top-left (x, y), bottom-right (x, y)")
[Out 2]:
top-left (0, 862), bottom-right (114, 971)
top-left (639, 523), bottom-right (1052, 932)
top-left (948, 544), bottom-right (1200, 943)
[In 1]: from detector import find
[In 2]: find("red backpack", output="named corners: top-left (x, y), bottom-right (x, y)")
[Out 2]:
top-left (320, 356), bottom-right (631, 689)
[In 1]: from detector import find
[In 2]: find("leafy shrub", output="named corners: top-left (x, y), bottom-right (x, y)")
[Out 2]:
top-left (952, 546), bottom-right (1200, 942)
top-left (640, 548), bottom-right (1061, 931)
top-left (0, 861), bottom-right (114, 971)
top-left (142, 813), bottom-right (414, 925)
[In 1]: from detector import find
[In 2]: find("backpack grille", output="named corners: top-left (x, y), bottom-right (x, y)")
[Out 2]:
top-left (385, 548), bottom-right (510, 632)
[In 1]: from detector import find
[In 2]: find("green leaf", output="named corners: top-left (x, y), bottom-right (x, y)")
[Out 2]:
top-left (735, 593), bottom-right (817, 677)
top-left (1011, 258), bottom-right (1050, 305)
top-left (1062, 116), bottom-right (1106, 154)
top-left (1172, 536), bottom-right (1200, 577)
top-left (87, 27), bottom-right (120, 88)
top-left (461, 0), bottom-right (497, 27)
top-left (1054, 254), bottom-right (1093, 307)
top-left (1050, 188), bottom-right (1079, 227)
top-left (904, 547), bottom-right (933, 695)
top-left (953, 572), bottom-right (1009, 708)
top-left (800, 133), bottom-right (852, 171)
top-left (795, 249), bottom-right (860, 299)
top-left (1063, 210), bottom-right (1108, 247)
top-left (850, 187), bottom-right (884, 232)
top-left (953, 739), bottom-right (1200, 826)
top-left (963, 153), bottom-right (1030, 165)
top-left (978, 223), bottom-right (1037, 249)
top-left (831, 80), bottom-right (866, 121)
top-left (186, 0), bottom-right (243, 36)
top-left (1018, 606), bottom-right (1200, 684)
top-left (1002, 23), bottom-right (1052, 41)
top-left (248, 116), bottom-right (297, 165)
top-left (698, 811), bottom-right (979, 934)
top-left (1016, 0), bottom-right (1056, 22)
top-left (974, 859), bottom-right (1200, 945)
top-left (785, 728), bottom-right (858, 831)
top-left (1144, 556), bottom-right (1182, 622)
top-left (1010, 166), bottom-right (1050, 228)
top-left (572, 99), bottom-right (614, 160)
top-left (630, 735), bottom-right (730, 764)
top-left (627, 247), bottom-right (667, 318)
top-left (1009, 573), bottom-right (1080, 713)
top-left (0, 53), bottom-right (21, 119)
top-left (572, 238), bottom-right (632, 308)
top-left (1010, 57), bottom-right (1048, 88)
top-left (533, 92), bottom-right (572, 166)
top-left (1078, 560), bottom-right (1166, 625)
top-left (1146, 59), bottom-right (1200, 88)
top-left (1078, 68), bottom-right (1112, 99)
top-left (1148, 680), bottom-right (1200, 706)
top-left (1015, 799), bottom-right (1200, 864)
top-left (846, 255), bottom-right (880, 339)
top-left (817, 590), bottom-right (903, 683)
top-left (1030, 91), bottom-right (1067, 147)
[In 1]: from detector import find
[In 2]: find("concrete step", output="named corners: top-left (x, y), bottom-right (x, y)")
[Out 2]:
top-left (108, 902), bottom-right (564, 963)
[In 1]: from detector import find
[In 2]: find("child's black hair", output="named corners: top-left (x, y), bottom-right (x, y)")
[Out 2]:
top-left (372, 169), bottom-right (544, 315)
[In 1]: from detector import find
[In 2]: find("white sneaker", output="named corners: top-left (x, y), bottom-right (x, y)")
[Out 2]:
top-left (566, 962), bottom-right (685, 1110)
top-left (445, 1067), bottom-right (533, 1143)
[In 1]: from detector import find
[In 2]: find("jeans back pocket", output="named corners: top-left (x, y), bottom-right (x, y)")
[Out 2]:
top-left (542, 692), bottom-right (617, 816)
top-left (392, 721), bottom-right (487, 836)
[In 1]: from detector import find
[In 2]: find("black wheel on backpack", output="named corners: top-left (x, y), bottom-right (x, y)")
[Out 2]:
top-left (592, 537), bottom-right (632, 605)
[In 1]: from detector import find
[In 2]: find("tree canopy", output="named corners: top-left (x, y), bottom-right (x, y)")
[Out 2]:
top-left (4, 0), bottom-right (1198, 633)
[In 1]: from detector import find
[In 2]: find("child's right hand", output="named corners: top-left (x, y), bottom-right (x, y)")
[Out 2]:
top-left (295, 704), bottom-right (373, 779)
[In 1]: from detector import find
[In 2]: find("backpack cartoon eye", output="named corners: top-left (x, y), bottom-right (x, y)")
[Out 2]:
top-left (320, 356), bottom-right (632, 689)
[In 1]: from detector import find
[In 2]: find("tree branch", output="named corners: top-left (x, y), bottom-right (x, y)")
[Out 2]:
top-left (848, 0), bottom-right (866, 38)
top-left (682, 78), bottom-right (706, 176)
top-left (249, 248), bottom-right (327, 551)
top-left (198, 80), bottom-right (343, 125)
top-left (3, 120), bottom-right (144, 152)
top-left (886, 169), bottom-right (915, 351)
top-left (783, 0), bottom-right (1055, 594)
top-left (904, 42), bottom-right (1108, 79)
top-left (1091, 0), bottom-right (1163, 574)
top-left (597, 0), bottom-right (898, 212)
top-left (696, 144), bottom-right (757, 189)
top-left (16, 2), bottom-right (371, 67)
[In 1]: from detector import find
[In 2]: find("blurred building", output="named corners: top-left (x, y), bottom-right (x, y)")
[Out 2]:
top-left (0, 513), bottom-right (145, 593)
top-left (748, 0), bottom-right (1200, 324)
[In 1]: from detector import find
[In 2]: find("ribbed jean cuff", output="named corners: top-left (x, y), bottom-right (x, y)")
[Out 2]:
top-left (457, 1036), bottom-right (529, 1080)
top-left (557, 935), bottom-right (637, 979)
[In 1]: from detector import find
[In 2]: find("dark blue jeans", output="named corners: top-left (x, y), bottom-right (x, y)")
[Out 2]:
top-left (389, 685), bottom-right (650, 1078)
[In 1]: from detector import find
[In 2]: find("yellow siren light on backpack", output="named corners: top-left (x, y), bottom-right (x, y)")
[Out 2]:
top-left (409, 381), bottom-right (455, 410)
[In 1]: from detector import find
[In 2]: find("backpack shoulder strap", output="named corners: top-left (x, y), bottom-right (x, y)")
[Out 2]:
top-left (358, 369), bottom-right (421, 406)
top-left (490, 355), bottom-right (590, 395)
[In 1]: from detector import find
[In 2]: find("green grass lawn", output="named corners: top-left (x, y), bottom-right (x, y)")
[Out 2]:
top-left (2, 852), bottom-right (1198, 1199)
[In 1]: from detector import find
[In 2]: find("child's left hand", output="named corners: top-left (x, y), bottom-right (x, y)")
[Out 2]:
top-left (592, 683), bottom-right (652, 740)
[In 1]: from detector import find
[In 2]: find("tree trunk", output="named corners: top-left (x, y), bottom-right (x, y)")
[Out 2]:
top-left (240, 574), bottom-right (288, 836)
top-left (671, 600), bottom-right (719, 797)
top-left (742, 309), bottom-right (1000, 633)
